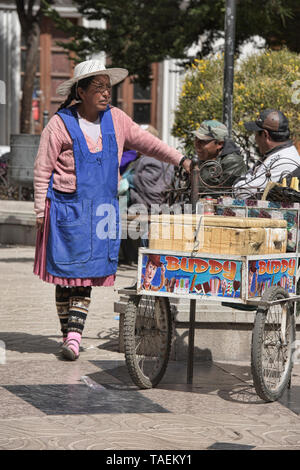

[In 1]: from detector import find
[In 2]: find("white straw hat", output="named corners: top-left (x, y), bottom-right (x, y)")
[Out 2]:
top-left (56, 59), bottom-right (128, 96)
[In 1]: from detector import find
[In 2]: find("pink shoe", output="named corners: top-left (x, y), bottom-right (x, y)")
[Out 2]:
top-left (61, 332), bottom-right (81, 361)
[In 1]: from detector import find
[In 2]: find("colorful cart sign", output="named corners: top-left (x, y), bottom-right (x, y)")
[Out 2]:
top-left (139, 253), bottom-right (243, 298)
top-left (248, 258), bottom-right (296, 297)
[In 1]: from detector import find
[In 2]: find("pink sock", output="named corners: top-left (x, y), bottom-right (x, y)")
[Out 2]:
top-left (66, 332), bottom-right (81, 356)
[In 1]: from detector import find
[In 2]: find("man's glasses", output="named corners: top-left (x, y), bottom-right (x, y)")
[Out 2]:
top-left (194, 138), bottom-right (214, 147)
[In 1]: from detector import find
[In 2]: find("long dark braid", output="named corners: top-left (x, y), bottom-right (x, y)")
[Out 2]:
top-left (57, 83), bottom-right (77, 112)
top-left (57, 76), bottom-right (95, 112)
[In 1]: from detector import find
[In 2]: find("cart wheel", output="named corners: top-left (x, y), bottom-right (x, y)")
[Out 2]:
top-left (251, 286), bottom-right (295, 402)
top-left (124, 295), bottom-right (172, 389)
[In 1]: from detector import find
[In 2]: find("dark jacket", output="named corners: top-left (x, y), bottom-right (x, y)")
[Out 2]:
top-left (129, 155), bottom-right (174, 208)
top-left (198, 139), bottom-right (246, 195)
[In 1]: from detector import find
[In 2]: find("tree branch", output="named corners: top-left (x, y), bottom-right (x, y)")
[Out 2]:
top-left (35, 0), bottom-right (54, 21)
top-left (15, 0), bottom-right (28, 32)
top-left (27, 0), bottom-right (35, 18)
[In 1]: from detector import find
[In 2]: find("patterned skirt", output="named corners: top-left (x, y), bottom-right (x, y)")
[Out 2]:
top-left (33, 198), bottom-right (116, 287)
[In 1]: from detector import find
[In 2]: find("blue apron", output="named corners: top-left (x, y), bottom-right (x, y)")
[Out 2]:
top-left (46, 105), bottom-right (120, 278)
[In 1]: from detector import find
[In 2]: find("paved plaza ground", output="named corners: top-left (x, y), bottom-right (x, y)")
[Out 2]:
top-left (1, 245), bottom-right (300, 451)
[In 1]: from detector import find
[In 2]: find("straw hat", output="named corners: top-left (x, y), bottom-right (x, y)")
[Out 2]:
top-left (56, 59), bottom-right (128, 96)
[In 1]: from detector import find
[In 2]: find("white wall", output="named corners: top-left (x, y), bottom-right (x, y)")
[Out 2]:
top-left (0, 2), bottom-right (81, 146)
top-left (158, 59), bottom-right (185, 149)
top-left (81, 18), bottom-right (106, 63)
top-left (0, 7), bottom-right (21, 145)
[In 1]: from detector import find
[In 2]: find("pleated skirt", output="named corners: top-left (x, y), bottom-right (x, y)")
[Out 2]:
top-left (33, 199), bottom-right (116, 287)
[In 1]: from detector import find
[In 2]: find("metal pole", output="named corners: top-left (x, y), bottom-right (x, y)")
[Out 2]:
top-left (43, 110), bottom-right (49, 129)
top-left (222, 0), bottom-right (237, 138)
top-left (187, 155), bottom-right (200, 384)
top-left (191, 156), bottom-right (200, 215)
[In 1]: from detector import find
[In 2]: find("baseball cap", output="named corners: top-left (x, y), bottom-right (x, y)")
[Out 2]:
top-left (244, 109), bottom-right (289, 133)
top-left (192, 120), bottom-right (228, 142)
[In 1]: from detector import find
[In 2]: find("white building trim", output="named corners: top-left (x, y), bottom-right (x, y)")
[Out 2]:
top-left (0, 8), bottom-right (21, 145)
top-left (81, 18), bottom-right (106, 63)
top-left (158, 59), bottom-right (184, 149)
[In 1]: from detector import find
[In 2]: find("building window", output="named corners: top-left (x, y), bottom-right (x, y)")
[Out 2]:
top-left (114, 63), bottom-right (158, 127)
top-left (21, 16), bottom-right (77, 134)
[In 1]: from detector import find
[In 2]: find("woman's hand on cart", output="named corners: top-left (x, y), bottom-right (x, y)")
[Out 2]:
top-left (181, 157), bottom-right (192, 174)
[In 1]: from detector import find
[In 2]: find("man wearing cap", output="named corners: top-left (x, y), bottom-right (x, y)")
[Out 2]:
top-left (233, 109), bottom-right (300, 199)
top-left (193, 120), bottom-right (246, 194)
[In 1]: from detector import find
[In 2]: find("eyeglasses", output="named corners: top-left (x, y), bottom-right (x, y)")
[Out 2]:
top-left (194, 138), bottom-right (214, 147)
top-left (90, 84), bottom-right (112, 94)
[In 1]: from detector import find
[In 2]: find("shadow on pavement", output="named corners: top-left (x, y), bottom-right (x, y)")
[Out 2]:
top-left (3, 383), bottom-right (169, 415)
top-left (0, 332), bottom-right (60, 354)
top-left (207, 442), bottom-right (255, 450)
top-left (217, 384), bottom-right (264, 404)
top-left (2, 332), bottom-right (298, 414)
top-left (96, 327), bottom-right (120, 353)
top-left (279, 385), bottom-right (300, 415)
top-left (87, 359), bottom-right (264, 406)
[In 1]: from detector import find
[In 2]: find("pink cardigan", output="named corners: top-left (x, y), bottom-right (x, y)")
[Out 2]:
top-left (34, 105), bottom-right (183, 217)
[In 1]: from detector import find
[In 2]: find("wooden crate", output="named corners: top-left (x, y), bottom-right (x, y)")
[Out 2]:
top-left (149, 215), bottom-right (287, 255)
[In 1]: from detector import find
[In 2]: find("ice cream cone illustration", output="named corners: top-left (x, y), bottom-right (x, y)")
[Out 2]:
top-left (233, 280), bottom-right (241, 297)
top-left (221, 279), bottom-right (227, 296)
top-left (210, 277), bottom-right (221, 295)
top-left (170, 278), bottom-right (176, 292)
top-left (280, 275), bottom-right (287, 289)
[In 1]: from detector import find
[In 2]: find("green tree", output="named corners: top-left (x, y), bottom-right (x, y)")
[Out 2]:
top-left (234, 0), bottom-right (300, 53)
top-left (46, 0), bottom-right (297, 87)
top-left (172, 49), bottom-right (300, 160)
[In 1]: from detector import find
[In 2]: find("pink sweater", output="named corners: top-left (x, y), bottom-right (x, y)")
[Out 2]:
top-left (34, 106), bottom-right (183, 217)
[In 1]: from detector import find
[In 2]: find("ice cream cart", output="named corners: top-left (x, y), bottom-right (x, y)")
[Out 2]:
top-left (120, 159), bottom-right (300, 402)
top-left (120, 195), bottom-right (300, 403)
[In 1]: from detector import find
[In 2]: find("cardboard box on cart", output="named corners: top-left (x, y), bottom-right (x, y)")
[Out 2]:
top-left (149, 215), bottom-right (287, 255)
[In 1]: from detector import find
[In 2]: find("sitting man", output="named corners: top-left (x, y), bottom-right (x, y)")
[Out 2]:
top-left (233, 109), bottom-right (300, 199)
top-left (193, 120), bottom-right (246, 195)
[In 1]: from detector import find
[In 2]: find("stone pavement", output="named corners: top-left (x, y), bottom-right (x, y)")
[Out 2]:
top-left (1, 245), bottom-right (300, 451)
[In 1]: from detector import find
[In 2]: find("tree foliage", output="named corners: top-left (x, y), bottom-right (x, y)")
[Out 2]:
top-left (47, 0), bottom-right (214, 87)
top-left (46, 0), bottom-right (298, 87)
top-left (172, 49), bottom-right (300, 160)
